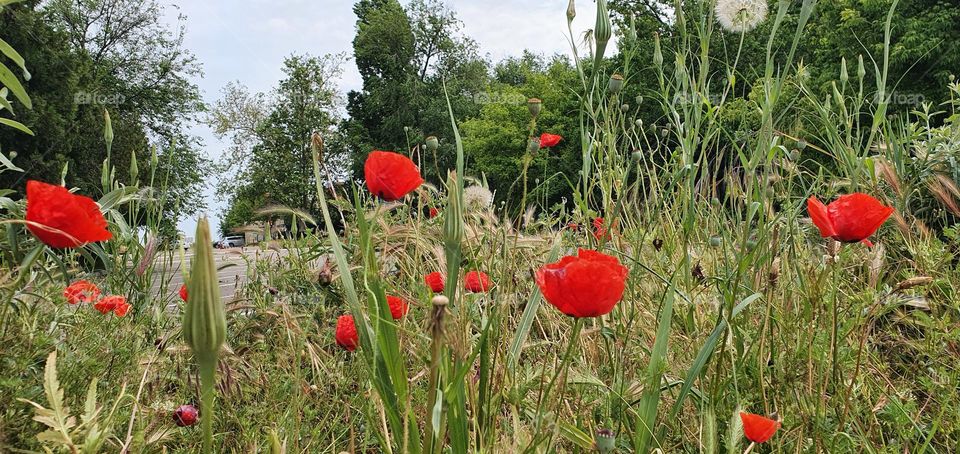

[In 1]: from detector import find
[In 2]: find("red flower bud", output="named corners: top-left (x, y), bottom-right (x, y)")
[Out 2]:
top-left (464, 271), bottom-right (492, 293)
top-left (424, 272), bottom-right (445, 293)
top-left (387, 295), bottom-right (410, 319)
top-left (335, 315), bottom-right (359, 351)
top-left (173, 404), bottom-right (199, 427)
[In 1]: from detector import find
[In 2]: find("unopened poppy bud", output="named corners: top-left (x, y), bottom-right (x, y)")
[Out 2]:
top-left (425, 135), bottom-right (439, 152)
top-left (950, 74), bottom-right (956, 82)
top-left (797, 139), bottom-right (807, 150)
top-left (566, 0), bottom-right (575, 22)
top-left (129, 150), bottom-right (139, 183)
top-left (404, 126), bottom-right (410, 133)
top-left (653, 33), bottom-right (663, 68)
top-left (527, 137), bottom-right (541, 154)
top-left (183, 217), bottom-right (226, 360)
top-left (857, 54), bottom-right (866, 80)
top-left (174, 404), bottom-right (199, 427)
top-left (595, 429), bottom-right (616, 453)
top-left (103, 109), bottom-right (114, 153)
top-left (311, 132), bottom-right (324, 161)
top-left (635, 119), bottom-right (643, 128)
top-left (608, 74), bottom-right (624, 94)
top-left (709, 236), bottom-right (722, 248)
top-left (593, 0), bottom-right (611, 67)
top-left (711, 197), bottom-right (721, 207)
top-left (635, 95), bottom-right (644, 105)
top-left (631, 149), bottom-right (642, 161)
top-left (8, 151), bottom-right (16, 159)
top-left (527, 98), bottom-right (542, 118)
top-left (840, 57), bottom-right (849, 84)
top-left (620, 103), bottom-right (630, 113)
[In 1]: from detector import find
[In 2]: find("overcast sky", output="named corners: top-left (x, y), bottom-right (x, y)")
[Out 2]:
top-left (164, 0), bottom-right (609, 238)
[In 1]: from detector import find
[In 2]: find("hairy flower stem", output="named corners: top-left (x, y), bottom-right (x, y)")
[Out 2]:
top-left (535, 318), bottom-right (583, 433)
top-left (199, 358), bottom-right (216, 453)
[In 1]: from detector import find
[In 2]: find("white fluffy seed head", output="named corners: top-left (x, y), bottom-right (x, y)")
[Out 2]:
top-left (463, 185), bottom-right (493, 210)
top-left (715, 0), bottom-right (768, 33)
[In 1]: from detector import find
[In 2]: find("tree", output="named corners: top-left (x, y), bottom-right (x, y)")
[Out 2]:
top-left (0, 0), bottom-right (207, 237)
top-left (209, 54), bottom-right (347, 234)
top-left (344, 0), bottom-right (488, 183)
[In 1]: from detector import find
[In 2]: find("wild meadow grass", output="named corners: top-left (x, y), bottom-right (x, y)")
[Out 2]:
top-left (2, 0), bottom-right (960, 452)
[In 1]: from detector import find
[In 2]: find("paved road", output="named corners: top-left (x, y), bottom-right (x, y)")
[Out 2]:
top-left (150, 247), bottom-right (291, 303)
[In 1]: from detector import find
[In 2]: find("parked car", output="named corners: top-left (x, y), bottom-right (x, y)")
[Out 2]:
top-left (221, 235), bottom-right (245, 248)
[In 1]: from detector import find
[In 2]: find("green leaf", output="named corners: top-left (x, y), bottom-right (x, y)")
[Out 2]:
top-left (0, 61), bottom-right (31, 109)
top-left (0, 117), bottom-right (34, 135)
top-left (0, 149), bottom-right (23, 172)
top-left (634, 288), bottom-right (675, 452)
top-left (0, 37), bottom-right (28, 75)
top-left (507, 234), bottom-right (562, 372)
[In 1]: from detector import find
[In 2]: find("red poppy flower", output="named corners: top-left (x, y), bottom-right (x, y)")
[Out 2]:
top-left (364, 151), bottom-right (424, 201)
top-left (387, 295), bottom-right (410, 319)
top-left (335, 314), bottom-right (359, 351)
top-left (425, 272), bottom-right (445, 293)
top-left (464, 271), bottom-right (492, 293)
top-left (567, 222), bottom-right (579, 231)
top-left (429, 207), bottom-right (440, 218)
top-left (540, 133), bottom-right (563, 148)
top-left (64, 280), bottom-right (100, 305)
top-left (535, 248), bottom-right (628, 318)
top-left (113, 299), bottom-right (132, 317)
top-left (173, 404), bottom-right (199, 427)
top-left (93, 295), bottom-right (125, 315)
top-left (25, 180), bottom-right (112, 249)
top-left (592, 217), bottom-right (610, 241)
top-left (179, 284), bottom-right (188, 302)
top-left (807, 193), bottom-right (893, 247)
top-left (740, 412), bottom-right (780, 443)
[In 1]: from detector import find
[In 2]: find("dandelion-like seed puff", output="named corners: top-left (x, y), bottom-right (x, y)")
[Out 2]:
top-left (715, 0), bottom-right (768, 33)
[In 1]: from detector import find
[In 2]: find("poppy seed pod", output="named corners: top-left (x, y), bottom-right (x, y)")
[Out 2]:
top-left (620, 104), bottom-right (630, 113)
top-left (631, 149), bottom-right (642, 161)
top-left (425, 136), bottom-right (439, 152)
top-left (527, 98), bottom-right (542, 118)
top-left (595, 429), bottom-right (616, 453)
top-left (183, 218), bottom-right (226, 361)
top-left (608, 73), bottom-right (624, 94)
top-left (527, 137), bottom-right (541, 154)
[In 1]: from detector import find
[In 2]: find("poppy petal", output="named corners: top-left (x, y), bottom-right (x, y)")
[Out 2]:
top-left (807, 196), bottom-right (837, 239)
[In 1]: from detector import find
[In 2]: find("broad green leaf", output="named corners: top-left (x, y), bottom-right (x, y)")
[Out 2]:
top-left (0, 117), bottom-right (34, 135)
top-left (0, 37), bottom-right (28, 74)
top-left (0, 61), bottom-right (31, 109)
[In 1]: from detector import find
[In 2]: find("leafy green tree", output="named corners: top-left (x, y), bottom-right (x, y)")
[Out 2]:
top-left (462, 55), bottom-right (582, 211)
top-left (0, 0), bottom-right (207, 237)
top-left (345, 0), bottom-right (488, 183)
top-left (209, 54), bottom-right (347, 233)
